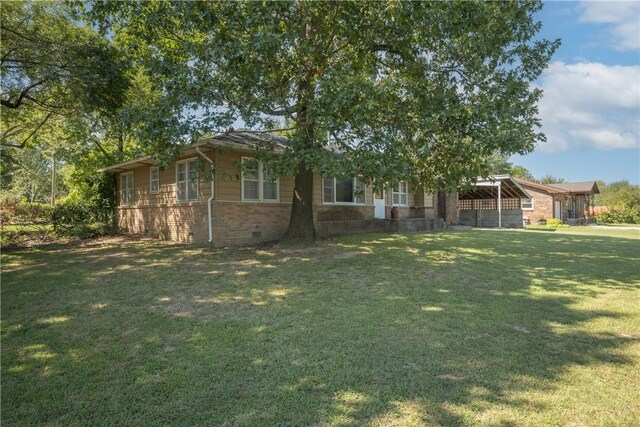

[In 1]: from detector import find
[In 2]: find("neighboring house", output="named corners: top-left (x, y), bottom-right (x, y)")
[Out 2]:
top-left (514, 179), bottom-right (600, 225)
top-left (101, 131), bottom-right (454, 245)
top-left (458, 175), bottom-right (531, 228)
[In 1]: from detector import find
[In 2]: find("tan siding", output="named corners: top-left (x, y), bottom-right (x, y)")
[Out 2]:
top-left (116, 153), bottom-right (212, 208)
top-left (214, 150), bottom-right (242, 202)
top-left (279, 176), bottom-right (295, 203)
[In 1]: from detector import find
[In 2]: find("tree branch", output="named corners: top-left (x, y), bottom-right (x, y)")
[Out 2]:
top-left (1, 79), bottom-right (45, 109)
top-left (1, 111), bottom-right (52, 148)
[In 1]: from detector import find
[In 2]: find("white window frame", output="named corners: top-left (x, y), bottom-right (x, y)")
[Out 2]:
top-left (241, 157), bottom-right (279, 203)
top-left (120, 171), bottom-right (134, 205)
top-left (175, 158), bottom-right (199, 202)
top-left (322, 177), bottom-right (366, 205)
top-left (392, 181), bottom-right (408, 206)
top-left (150, 166), bottom-right (159, 194)
top-left (521, 197), bottom-right (534, 210)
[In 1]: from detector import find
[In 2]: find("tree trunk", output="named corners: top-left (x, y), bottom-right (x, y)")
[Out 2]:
top-left (284, 161), bottom-right (316, 241)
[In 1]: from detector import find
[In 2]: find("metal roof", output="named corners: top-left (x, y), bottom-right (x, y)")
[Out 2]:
top-left (548, 181), bottom-right (600, 195)
top-left (459, 175), bottom-right (531, 200)
top-left (514, 179), bottom-right (600, 195)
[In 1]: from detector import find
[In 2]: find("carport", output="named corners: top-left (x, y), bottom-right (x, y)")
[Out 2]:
top-left (458, 175), bottom-right (531, 228)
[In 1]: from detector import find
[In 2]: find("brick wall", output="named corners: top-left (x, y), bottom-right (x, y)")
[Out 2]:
top-left (446, 192), bottom-right (459, 224)
top-left (520, 187), bottom-right (562, 224)
top-left (211, 201), bottom-right (292, 246)
top-left (117, 203), bottom-right (209, 243)
top-left (314, 205), bottom-right (373, 222)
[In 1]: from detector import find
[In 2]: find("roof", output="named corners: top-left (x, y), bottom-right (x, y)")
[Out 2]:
top-left (514, 178), bottom-right (600, 195)
top-left (513, 178), bottom-right (566, 195)
top-left (548, 181), bottom-right (600, 195)
top-left (200, 129), bottom-right (288, 151)
top-left (459, 175), bottom-right (531, 200)
top-left (100, 129), bottom-right (288, 173)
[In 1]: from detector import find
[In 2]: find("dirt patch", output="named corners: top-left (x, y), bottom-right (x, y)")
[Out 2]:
top-left (437, 374), bottom-right (463, 381)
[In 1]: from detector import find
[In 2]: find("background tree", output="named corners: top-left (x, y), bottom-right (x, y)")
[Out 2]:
top-left (0, 1), bottom-right (131, 151)
top-left (538, 175), bottom-right (565, 184)
top-left (483, 154), bottom-right (535, 181)
top-left (89, 1), bottom-right (558, 240)
top-left (595, 181), bottom-right (640, 210)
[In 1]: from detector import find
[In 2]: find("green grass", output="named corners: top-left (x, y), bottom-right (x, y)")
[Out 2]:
top-left (2, 228), bottom-right (639, 426)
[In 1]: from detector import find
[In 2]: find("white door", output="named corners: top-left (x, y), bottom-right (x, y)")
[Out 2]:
top-left (554, 201), bottom-right (562, 219)
top-left (374, 190), bottom-right (386, 219)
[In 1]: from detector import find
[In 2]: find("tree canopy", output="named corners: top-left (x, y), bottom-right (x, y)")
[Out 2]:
top-left (88, 1), bottom-right (558, 238)
top-left (0, 1), bottom-right (131, 150)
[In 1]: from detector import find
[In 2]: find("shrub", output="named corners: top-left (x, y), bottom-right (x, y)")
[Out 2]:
top-left (0, 199), bottom-right (54, 224)
top-left (51, 201), bottom-right (117, 237)
top-left (14, 202), bottom-right (54, 223)
top-left (596, 207), bottom-right (640, 224)
top-left (546, 218), bottom-right (567, 228)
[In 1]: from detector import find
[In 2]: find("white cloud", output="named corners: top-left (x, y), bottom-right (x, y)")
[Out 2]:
top-left (536, 61), bottom-right (640, 153)
top-left (579, 1), bottom-right (640, 50)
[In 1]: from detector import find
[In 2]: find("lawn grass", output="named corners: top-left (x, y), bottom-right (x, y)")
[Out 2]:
top-left (2, 228), bottom-right (639, 426)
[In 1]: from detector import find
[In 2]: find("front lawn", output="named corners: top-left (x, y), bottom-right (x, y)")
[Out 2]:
top-left (2, 228), bottom-right (639, 426)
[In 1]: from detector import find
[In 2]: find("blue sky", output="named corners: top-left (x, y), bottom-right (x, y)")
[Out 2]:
top-left (510, 1), bottom-right (640, 184)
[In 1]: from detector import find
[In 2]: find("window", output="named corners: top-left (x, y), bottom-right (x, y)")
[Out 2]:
top-left (392, 181), bottom-right (408, 206)
top-left (150, 167), bottom-right (159, 194)
top-left (120, 171), bottom-right (134, 205)
top-left (521, 197), bottom-right (534, 210)
top-left (242, 157), bottom-right (278, 202)
top-left (323, 177), bottom-right (334, 204)
top-left (176, 159), bottom-right (198, 202)
top-left (322, 177), bottom-right (365, 204)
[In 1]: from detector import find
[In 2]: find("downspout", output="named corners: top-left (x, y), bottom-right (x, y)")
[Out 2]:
top-left (196, 147), bottom-right (215, 243)
top-left (497, 181), bottom-right (502, 229)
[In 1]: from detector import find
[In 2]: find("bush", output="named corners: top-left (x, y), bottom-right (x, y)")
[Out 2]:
top-left (596, 207), bottom-right (640, 224)
top-left (0, 199), bottom-right (54, 224)
top-left (546, 218), bottom-right (567, 228)
top-left (15, 202), bottom-right (54, 223)
top-left (51, 201), bottom-right (117, 237)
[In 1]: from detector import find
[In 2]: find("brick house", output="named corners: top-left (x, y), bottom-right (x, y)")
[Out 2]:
top-left (514, 179), bottom-right (600, 225)
top-left (102, 131), bottom-right (454, 245)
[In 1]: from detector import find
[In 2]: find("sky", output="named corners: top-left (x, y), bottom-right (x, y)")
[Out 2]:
top-left (510, 1), bottom-right (640, 184)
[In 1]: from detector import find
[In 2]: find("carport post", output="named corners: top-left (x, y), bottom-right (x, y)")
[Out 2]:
top-left (498, 181), bottom-right (502, 228)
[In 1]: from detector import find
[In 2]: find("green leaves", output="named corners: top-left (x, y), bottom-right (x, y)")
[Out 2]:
top-left (85, 1), bottom-right (557, 193)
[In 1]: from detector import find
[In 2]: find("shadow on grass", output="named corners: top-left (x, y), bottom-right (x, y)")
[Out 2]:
top-left (2, 230), bottom-right (639, 425)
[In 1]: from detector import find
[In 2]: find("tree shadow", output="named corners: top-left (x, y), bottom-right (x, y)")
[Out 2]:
top-left (2, 230), bottom-right (638, 425)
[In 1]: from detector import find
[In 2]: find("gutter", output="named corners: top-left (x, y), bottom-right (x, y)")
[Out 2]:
top-left (196, 147), bottom-right (215, 244)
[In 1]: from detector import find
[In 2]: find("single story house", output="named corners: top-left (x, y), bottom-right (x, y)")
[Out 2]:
top-left (458, 175), bottom-right (531, 228)
top-left (101, 130), bottom-right (457, 246)
top-left (513, 179), bottom-right (600, 225)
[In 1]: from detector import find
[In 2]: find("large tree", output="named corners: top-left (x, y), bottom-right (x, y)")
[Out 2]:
top-left (0, 0), bottom-right (130, 150)
top-left (89, 1), bottom-right (558, 240)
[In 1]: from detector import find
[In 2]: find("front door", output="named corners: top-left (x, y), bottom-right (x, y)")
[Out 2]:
top-left (374, 190), bottom-right (386, 219)
top-left (554, 201), bottom-right (562, 219)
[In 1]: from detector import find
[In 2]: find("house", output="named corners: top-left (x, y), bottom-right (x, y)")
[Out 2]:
top-left (101, 131), bottom-right (455, 245)
top-left (513, 179), bottom-right (600, 225)
top-left (458, 175), bottom-right (531, 228)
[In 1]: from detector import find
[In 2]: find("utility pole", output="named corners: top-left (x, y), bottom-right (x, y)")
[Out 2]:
top-left (51, 155), bottom-right (56, 206)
